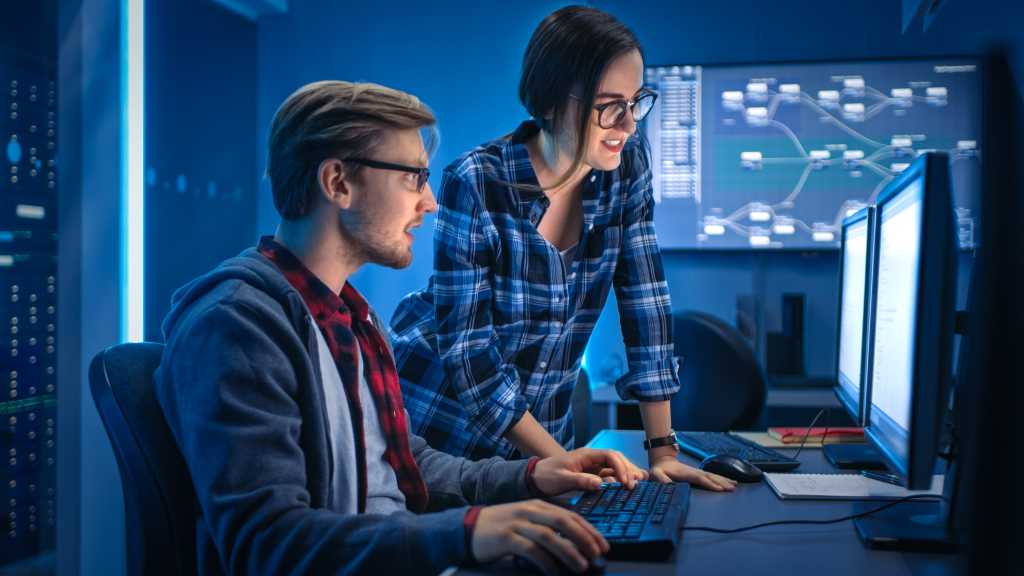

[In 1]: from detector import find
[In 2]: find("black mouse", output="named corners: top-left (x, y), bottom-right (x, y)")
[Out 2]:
top-left (699, 454), bottom-right (764, 483)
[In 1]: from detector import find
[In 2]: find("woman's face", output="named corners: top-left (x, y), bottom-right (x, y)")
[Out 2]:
top-left (577, 48), bottom-right (645, 172)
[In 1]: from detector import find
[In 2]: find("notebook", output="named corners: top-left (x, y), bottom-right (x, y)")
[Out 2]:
top-left (764, 473), bottom-right (944, 501)
top-left (768, 426), bottom-right (865, 444)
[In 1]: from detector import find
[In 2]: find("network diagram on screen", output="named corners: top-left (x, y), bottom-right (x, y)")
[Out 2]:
top-left (644, 58), bottom-right (980, 249)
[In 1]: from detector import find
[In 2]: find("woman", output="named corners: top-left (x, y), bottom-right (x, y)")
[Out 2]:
top-left (390, 5), bottom-right (734, 490)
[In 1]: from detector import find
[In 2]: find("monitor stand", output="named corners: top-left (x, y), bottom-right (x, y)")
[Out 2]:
top-left (823, 444), bottom-right (887, 470)
top-left (853, 499), bottom-right (955, 552)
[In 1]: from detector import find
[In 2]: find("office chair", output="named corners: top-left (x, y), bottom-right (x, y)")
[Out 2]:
top-left (572, 368), bottom-right (592, 448)
top-left (671, 310), bottom-right (766, 431)
top-left (89, 343), bottom-right (195, 576)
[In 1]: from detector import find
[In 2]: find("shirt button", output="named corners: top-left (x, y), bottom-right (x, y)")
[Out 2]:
top-left (589, 174), bottom-right (596, 183)
top-left (588, 223), bottom-right (594, 231)
top-left (539, 361), bottom-right (548, 369)
top-left (554, 295), bottom-right (561, 303)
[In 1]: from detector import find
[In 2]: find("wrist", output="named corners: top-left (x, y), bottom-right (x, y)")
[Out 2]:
top-left (525, 456), bottom-right (544, 497)
top-left (464, 506), bottom-right (483, 565)
top-left (648, 445), bottom-right (679, 465)
top-left (643, 429), bottom-right (678, 451)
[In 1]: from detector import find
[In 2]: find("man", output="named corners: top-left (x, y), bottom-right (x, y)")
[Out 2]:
top-left (155, 80), bottom-right (645, 575)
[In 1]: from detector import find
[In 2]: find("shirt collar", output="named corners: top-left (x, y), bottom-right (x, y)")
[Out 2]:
top-left (257, 236), bottom-right (347, 320)
top-left (504, 120), bottom-right (605, 208)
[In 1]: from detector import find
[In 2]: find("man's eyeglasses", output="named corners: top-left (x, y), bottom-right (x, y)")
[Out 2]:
top-left (346, 158), bottom-right (431, 192)
top-left (574, 88), bottom-right (659, 129)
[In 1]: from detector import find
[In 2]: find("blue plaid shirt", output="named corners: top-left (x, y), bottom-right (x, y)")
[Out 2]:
top-left (390, 121), bottom-right (679, 460)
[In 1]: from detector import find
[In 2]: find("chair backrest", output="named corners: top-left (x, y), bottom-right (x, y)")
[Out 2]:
top-left (671, 311), bottom-right (766, 431)
top-left (571, 368), bottom-right (592, 448)
top-left (89, 343), bottom-right (195, 576)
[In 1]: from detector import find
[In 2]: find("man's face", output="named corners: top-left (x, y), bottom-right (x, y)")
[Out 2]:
top-left (338, 128), bottom-right (436, 269)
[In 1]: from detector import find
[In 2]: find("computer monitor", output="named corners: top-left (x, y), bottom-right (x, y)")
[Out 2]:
top-left (854, 151), bottom-right (958, 551)
top-left (643, 57), bottom-right (981, 251)
top-left (863, 152), bottom-right (957, 489)
top-left (834, 207), bottom-right (876, 426)
top-left (955, 47), bottom-right (1022, 571)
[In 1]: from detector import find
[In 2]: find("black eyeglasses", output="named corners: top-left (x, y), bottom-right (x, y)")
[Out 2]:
top-left (346, 158), bottom-right (431, 192)
top-left (575, 88), bottom-right (659, 129)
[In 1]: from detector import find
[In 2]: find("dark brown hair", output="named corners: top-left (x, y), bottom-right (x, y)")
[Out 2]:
top-left (518, 5), bottom-right (643, 190)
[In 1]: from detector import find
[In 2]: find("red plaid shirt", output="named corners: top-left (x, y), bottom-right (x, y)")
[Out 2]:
top-left (259, 237), bottom-right (429, 513)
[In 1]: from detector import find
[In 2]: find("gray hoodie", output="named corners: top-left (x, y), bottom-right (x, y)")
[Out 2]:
top-left (155, 246), bottom-right (532, 575)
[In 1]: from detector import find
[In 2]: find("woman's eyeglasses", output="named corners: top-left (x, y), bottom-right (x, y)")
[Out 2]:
top-left (573, 88), bottom-right (658, 129)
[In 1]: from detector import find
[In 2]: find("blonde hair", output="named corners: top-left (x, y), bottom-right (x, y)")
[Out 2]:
top-left (267, 80), bottom-right (437, 219)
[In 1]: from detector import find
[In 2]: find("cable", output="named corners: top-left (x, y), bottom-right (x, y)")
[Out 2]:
top-left (789, 407), bottom-right (829, 460)
top-left (682, 494), bottom-right (947, 534)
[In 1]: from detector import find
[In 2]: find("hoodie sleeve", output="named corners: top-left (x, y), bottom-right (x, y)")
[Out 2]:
top-left (408, 424), bottom-right (532, 508)
top-left (155, 291), bottom-right (472, 575)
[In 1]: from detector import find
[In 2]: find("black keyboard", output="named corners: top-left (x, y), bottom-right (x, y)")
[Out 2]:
top-left (676, 431), bottom-right (800, 472)
top-left (568, 481), bottom-right (690, 561)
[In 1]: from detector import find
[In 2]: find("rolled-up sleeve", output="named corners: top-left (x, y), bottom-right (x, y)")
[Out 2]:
top-left (432, 167), bottom-right (528, 445)
top-left (612, 149), bottom-right (681, 402)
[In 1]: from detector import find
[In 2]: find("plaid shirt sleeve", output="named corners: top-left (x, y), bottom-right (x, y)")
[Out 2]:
top-left (612, 147), bottom-right (681, 402)
top-left (432, 166), bottom-right (528, 445)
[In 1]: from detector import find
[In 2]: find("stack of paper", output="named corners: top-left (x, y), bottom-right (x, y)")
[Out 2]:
top-left (764, 473), bottom-right (944, 500)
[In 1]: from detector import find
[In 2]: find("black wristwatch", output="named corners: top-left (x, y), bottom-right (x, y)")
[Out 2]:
top-left (643, 430), bottom-right (680, 451)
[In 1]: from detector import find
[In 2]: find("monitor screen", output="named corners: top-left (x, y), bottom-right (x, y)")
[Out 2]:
top-left (868, 177), bottom-right (924, 467)
top-left (644, 58), bottom-right (980, 249)
top-left (837, 212), bottom-right (871, 419)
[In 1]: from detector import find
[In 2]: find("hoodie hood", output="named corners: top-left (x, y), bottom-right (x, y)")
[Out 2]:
top-left (162, 246), bottom-right (309, 341)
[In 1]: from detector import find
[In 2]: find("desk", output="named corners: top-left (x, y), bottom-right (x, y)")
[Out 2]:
top-left (590, 384), bottom-right (843, 430)
top-left (582, 430), bottom-right (958, 575)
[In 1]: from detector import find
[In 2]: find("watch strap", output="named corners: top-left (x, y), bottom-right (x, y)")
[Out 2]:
top-left (643, 431), bottom-right (679, 451)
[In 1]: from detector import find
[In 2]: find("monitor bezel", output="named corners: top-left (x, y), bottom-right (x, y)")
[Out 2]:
top-left (864, 152), bottom-right (957, 490)
top-left (834, 206), bottom-right (877, 427)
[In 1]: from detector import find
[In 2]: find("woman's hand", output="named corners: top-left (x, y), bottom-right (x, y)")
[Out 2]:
top-left (648, 454), bottom-right (737, 491)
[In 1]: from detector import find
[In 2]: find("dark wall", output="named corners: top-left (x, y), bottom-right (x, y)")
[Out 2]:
top-left (145, 0), bottom-right (258, 341)
top-left (0, 2), bottom-right (57, 60)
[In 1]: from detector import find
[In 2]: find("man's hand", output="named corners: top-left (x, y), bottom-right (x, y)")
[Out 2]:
top-left (531, 448), bottom-right (648, 495)
top-left (472, 500), bottom-right (608, 575)
top-left (648, 454), bottom-right (737, 491)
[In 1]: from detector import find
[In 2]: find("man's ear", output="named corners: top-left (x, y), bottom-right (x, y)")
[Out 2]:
top-left (317, 157), bottom-right (353, 210)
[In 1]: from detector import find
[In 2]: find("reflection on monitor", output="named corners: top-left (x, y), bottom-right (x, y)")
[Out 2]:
top-left (836, 207), bottom-right (874, 425)
top-left (645, 58), bottom-right (980, 249)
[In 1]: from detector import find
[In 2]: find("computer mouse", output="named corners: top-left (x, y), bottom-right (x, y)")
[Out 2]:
top-left (699, 454), bottom-right (764, 483)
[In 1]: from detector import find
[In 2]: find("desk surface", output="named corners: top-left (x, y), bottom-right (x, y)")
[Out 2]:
top-left (584, 430), bottom-right (958, 576)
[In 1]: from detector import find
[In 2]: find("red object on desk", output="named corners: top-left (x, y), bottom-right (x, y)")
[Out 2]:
top-left (768, 427), bottom-right (865, 444)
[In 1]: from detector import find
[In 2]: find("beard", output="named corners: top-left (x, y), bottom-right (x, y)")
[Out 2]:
top-left (337, 206), bottom-right (413, 270)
